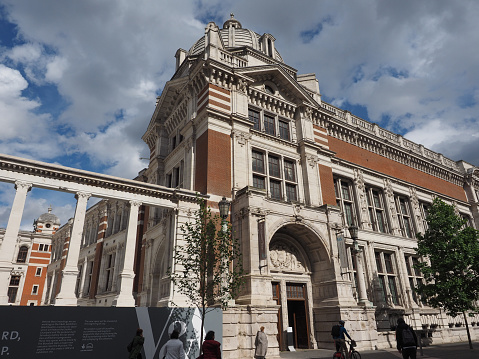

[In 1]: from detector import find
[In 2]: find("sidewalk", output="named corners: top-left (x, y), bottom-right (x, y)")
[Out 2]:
top-left (279, 341), bottom-right (478, 359)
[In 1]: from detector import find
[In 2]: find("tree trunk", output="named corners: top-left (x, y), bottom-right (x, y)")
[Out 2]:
top-left (463, 311), bottom-right (473, 349)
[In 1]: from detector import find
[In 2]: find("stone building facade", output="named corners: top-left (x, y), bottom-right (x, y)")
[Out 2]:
top-left (1, 14), bottom-right (479, 359)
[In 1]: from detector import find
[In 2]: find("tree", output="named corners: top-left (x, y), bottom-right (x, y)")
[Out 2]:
top-left (168, 197), bottom-right (244, 347)
top-left (415, 198), bottom-right (479, 349)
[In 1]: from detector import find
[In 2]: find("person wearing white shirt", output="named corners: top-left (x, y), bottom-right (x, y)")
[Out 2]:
top-left (159, 330), bottom-right (186, 359)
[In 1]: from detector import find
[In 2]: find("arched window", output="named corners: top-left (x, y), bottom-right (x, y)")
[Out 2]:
top-left (17, 246), bottom-right (28, 263)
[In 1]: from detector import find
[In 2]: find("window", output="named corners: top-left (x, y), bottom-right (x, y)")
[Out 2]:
top-left (334, 178), bottom-right (356, 226)
top-left (264, 114), bottom-right (275, 135)
top-left (366, 187), bottom-right (388, 233)
top-left (104, 253), bottom-right (115, 292)
top-left (35, 268), bottom-right (42, 277)
top-left (248, 107), bottom-right (292, 142)
top-left (84, 261), bottom-right (94, 297)
top-left (419, 202), bottom-right (430, 232)
top-left (249, 109), bottom-right (260, 130)
top-left (268, 156), bottom-right (280, 177)
top-left (460, 213), bottom-right (472, 228)
top-left (8, 276), bottom-right (21, 303)
top-left (16, 246), bottom-right (28, 263)
top-left (270, 180), bottom-right (282, 200)
top-left (279, 120), bottom-right (290, 141)
top-left (375, 251), bottom-right (400, 305)
top-left (252, 150), bottom-right (298, 202)
top-left (38, 244), bottom-right (49, 252)
top-left (32, 285), bottom-right (39, 295)
top-left (75, 264), bottom-right (83, 297)
top-left (265, 85), bottom-right (274, 94)
top-left (405, 255), bottom-right (424, 304)
top-left (395, 196), bottom-right (414, 238)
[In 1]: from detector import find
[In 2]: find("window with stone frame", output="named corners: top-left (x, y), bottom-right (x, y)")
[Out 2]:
top-left (375, 251), bottom-right (400, 305)
top-left (248, 107), bottom-right (292, 141)
top-left (32, 285), bottom-right (39, 295)
top-left (104, 253), bottom-right (116, 292)
top-left (249, 108), bottom-right (261, 130)
top-left (75, 264), bottom-right (83, 297)
top-left (405, 254), bottom-right (424, 304)
top-left (35, 267), bottom-right (42, 277)
top-left (8, 275), bottom-right (21, 303)
top-left (419, 202), bottom-right (430, 233)
top-left (252, 149), bottom-right (298, 202)
top-left (460, 213), bottom-right (473, 228)
top-left (366, 187), bottom-right (388, 233)
top-left (84, 261), bottom-right (94, 297)
top-left (16, 245), bottom-right (28, 263)
top-left (395, 195), bottom-right (414, 238)
top-left (166, 162), bottom-right (183, 189)
top-left (334, 178), bottom-right (357, 227)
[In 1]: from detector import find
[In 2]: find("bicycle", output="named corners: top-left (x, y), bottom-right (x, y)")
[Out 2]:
top-left (333, 339), bottom-right (361, 359)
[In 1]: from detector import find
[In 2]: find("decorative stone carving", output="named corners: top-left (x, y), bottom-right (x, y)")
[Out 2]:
top-left (353, 168), bottom-right (370, 228)
top-left (232, 130), bottom-right (251, 147)
top-left (409, 187), bottom-right (422, 226)
top-left (306, 154), bottom-right (318, 168)
top-left (384, 179), bottom-right (399, 233)
top-left (269, 242), bottom-right (305, 273)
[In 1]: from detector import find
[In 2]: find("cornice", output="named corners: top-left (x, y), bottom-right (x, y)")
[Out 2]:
top-left (0, 154), bottom-right (199, 203)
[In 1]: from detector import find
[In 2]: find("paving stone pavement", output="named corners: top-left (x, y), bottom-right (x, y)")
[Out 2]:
top-left (278, 341), bottom-right (479, 359)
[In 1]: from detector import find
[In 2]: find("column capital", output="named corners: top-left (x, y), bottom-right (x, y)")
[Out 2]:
top-left (129, 199), bottom-right (142, 208)
top-left (75, 191), bottom-right (91, 200)
top-left (14, 180), bottom-right (32, 192)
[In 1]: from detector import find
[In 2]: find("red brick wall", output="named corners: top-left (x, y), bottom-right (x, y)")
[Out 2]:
top-left (195, 129), bottom-right (231, 197)
top-left (319, 164), bottom-right (337, 205)
top-left (328, 137), bottom-right (466, 201)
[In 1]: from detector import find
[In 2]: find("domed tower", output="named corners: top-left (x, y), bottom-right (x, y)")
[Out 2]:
top-left (34, 206), bottom-right (60, 234)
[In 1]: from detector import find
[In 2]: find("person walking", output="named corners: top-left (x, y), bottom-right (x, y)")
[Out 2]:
top-left (202, 330), bottom-right (221, 359)
top-left (396, 318), bottom-right (418, 359)
top-left (128, 328), bottom-right (145, 359)
top-left (254, 326), bottom-right (268, 359)
top-left (159, 330), bottom-right (185, 359)
top-left (331, 320), bottom-right (352, 359)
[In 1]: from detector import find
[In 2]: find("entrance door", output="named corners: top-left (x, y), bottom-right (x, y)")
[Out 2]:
top-left (286, 283), bottom-right (310, 349)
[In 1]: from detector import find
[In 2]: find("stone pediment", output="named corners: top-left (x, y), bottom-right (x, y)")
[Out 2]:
top-left (237, 65), bottom-right (318, 107)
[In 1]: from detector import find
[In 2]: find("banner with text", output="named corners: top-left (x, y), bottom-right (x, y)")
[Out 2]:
top-left (0, 306), bottom-right (222, 359)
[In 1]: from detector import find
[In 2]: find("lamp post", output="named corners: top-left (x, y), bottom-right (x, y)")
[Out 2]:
top-left (348, 225), bottom-right (371, 306)
top-left (218, 196), bottom-right (230, 232)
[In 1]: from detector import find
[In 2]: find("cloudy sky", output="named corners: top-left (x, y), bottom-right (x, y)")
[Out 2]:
top-left (0, 0), bottom-right (478, 229)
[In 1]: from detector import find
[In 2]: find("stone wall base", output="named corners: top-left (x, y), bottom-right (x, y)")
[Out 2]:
top-left (223, 304), bottom-right (280, 359)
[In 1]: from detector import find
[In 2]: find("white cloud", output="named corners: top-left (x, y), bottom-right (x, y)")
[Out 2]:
top-left (45, 56), bottom-right (69, 83)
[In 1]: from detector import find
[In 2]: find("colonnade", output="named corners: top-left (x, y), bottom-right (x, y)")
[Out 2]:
top-left (0, 154), bottom-right (198, 306)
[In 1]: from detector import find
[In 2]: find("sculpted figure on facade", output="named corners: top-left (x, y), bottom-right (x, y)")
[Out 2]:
top-left (383, 178), bottom-right (399, 234)
top-left (353, 168), bottom-right (370, 229)
top-left (269, 241), bottom-right (305, 273)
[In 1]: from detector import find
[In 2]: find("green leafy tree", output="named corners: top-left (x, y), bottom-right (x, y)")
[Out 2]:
top-left (415, 198), bottom-right (479, 349)
top-left (168, 197), bottom-right (244, 346)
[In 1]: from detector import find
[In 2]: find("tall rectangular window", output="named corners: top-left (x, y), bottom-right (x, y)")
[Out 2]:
top-left (334, 178), bottom-right (356, 226)
top-left (366, 187), bottom-right (388, 233)
top-left (395, 196), bottom-right (414, 238)
top-left (105, 253), bottom-right (115, 292)
top-left (8, 275), bottom-right (21, 303)
top-left (279, 120), bottom-right (290, 141)
top-left (268, 155), bottom-right (280, 178)
top-left (264, 114), bottom-right (275, 135)
top-left (405, 255), bottom-right (424, 304)
top-left (419, 202), bottom-right (430, 232)
top-left (270, 180), bottom-right (282, 200)
top-left (249, 109), bottom-right (260, 130)
top-left (252, 151), bottom-right (265, 173)
top-left (375, 251), bottom-right (400, 305)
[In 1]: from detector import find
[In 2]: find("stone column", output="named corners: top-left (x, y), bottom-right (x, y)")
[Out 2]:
top-left (55, 191), bottom-right (91, 306)
top-left (353, 248), bottom-right (372, 307)
top-left (113, 200), bottom-right (141, 307)
top-left (0, 181), bottom-right (32, 305)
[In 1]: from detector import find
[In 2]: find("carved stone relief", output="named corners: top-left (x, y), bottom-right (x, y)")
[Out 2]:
top-left (269, 241), bottom-right (305, 273)
top-left (383, 178), bottom-right (399, 234)
top-left (353, 168), bottom-right (370, 229)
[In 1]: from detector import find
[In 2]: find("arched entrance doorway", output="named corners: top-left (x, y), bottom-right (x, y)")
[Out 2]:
top-left (269, 223), bottom-right (329, 350)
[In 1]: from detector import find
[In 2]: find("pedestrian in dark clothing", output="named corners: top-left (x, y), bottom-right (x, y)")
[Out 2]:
top-left (396, 318), bottom-right (418, 359)
top-left (128, 328), bottom-right (145, 359)
top-left (202, 330), bottom-right (221, 359)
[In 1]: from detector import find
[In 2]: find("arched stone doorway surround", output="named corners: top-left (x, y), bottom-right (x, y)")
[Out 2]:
top-left (267, 218), bottom-right (333, 351)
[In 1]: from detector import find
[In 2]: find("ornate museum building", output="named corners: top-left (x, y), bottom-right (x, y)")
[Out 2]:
top-left (1, 15), bottom-right (478, 358)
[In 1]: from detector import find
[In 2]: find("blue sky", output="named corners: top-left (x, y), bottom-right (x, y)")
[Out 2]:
top-left (0, 0), bottom-right (478, 229)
